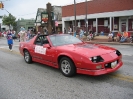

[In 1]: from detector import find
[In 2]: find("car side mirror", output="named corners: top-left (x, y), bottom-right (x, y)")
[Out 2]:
top-left (43, 44), bottom-right (50, 48)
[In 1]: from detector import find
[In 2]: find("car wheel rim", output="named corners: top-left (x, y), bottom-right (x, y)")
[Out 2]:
top-left (61, 60), bottom-right (71, 75)
top-left (24, 51), bottom-right (30, 62)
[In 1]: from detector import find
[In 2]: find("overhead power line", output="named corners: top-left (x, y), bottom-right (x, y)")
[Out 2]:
top-left (0, 0), bottom-right (10, 2)
top-left (17, 12), bottom-right (36, 16)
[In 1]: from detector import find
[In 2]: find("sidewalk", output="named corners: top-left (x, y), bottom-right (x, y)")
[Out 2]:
top-left (85, 35), bottom-right (133, 45)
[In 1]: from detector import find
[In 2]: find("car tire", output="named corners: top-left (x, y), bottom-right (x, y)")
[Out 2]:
top-left (24, 50), bottom-right (32, 64)
top-left (59, 57), bottom-right (76, 77)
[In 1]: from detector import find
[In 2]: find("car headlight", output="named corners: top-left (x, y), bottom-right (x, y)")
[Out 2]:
top-left (93, 56), bottom-right (97, 60)
top-left (89, 56), bottom-right (104, 63)
top-left (115, 50), bottom-right (121, 56)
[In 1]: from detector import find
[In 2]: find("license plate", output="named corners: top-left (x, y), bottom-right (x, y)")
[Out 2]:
top-left (111, 61), bottom-right (117, 68)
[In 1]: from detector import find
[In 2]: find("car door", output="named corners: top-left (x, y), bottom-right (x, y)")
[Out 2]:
top-left (41, 37), bottom-right (57, 67)
top-left (31, 35), bottom-right (46, 62)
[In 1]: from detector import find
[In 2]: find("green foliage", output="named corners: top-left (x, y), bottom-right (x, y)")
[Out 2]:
top-left (2, 14), bottom-right (17, 30)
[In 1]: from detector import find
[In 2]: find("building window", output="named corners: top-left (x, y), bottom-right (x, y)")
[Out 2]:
top-left (114, 24), bottom-right (118, 29)
top-left (104, 20), bottom-right (108, 27)
top-left (93, 21), bottom-right (96, 27)
top-left (36, 16), bottom-right (41, 23)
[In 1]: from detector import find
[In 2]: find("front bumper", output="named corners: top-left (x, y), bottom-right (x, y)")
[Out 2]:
top-left (77, 61), bottom-right (123, 76)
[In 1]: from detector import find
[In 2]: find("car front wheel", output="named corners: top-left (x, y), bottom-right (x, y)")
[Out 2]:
top-left (60, 57), bottom-right (76, 77)
top-left (24, 50), bottom-right (32, 63)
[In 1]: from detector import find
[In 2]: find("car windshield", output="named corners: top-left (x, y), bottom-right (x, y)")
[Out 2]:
top-left (49, 35), bottom-right (83, 46)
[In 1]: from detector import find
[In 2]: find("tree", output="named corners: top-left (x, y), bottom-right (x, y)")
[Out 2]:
top-left (2, 14), bottom-right (17, 30)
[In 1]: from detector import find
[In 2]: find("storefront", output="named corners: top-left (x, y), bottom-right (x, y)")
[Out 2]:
top-left (62, 0), bottom-right (133, 35)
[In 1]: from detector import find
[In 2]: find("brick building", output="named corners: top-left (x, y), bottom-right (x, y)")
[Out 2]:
top-left (62, 0), bottom-right (133, 35)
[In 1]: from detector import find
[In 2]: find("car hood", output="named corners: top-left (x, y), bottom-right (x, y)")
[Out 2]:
top-left (57, 43), bottom-right (116, 57)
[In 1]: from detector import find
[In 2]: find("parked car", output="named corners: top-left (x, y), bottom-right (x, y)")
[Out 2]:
top-left (19, 34), bottom-right (123, 77)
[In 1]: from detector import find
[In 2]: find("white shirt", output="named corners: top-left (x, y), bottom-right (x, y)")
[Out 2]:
top-left (108, 33), bottom-right (113, 37)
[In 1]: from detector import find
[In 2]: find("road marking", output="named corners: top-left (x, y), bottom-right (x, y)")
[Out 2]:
top-left (110, 74), bottom-right (133, 83)
top-left (122, 54), bottom-right (133, 56)
top-left (0, 46), bottom-right (8, 48)
top-left (0, 45), bottom-right (19, 48)
top-left (14, 45), bottom-right (19, 47)
top-left (0, 47), bottom-right (21, 55)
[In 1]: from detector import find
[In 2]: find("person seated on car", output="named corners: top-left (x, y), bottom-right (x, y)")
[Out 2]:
top-left (116, 31), bottom-right (122, 42)
top-left (120, 31), bottom-right (128, 43)
top-left (108, 31), bottom-right (113, 42)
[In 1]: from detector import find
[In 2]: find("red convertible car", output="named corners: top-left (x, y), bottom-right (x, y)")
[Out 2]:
top-left (19, 34), bottom-right (123, 77)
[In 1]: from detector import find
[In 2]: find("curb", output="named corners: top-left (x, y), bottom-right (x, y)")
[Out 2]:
top-left (85, 41), bottom-right (133, 45)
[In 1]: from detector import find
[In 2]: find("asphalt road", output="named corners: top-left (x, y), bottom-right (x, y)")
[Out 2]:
top-left (0, 37), bottom-right (133, 99)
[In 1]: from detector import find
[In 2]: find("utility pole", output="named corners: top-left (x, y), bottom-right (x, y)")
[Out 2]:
top-left (47, 3), bottom-right (52, 35)
top-left (74, 0), bottom-right (77, 33)
top-left (86, 0), bottom-right (88, 35)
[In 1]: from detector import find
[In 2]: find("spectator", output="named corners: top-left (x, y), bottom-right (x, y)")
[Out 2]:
top-left (87, 31), bottom-right (93, 41)
top-left (44, 28), bottom-right (48, 35)
top-left (12, 30), bottom-right (17, 41)
top-left (116, 31), bottom-right (122, 42)
top-left (18, 29), bottom-right (26, 42)
top-left (108, 31), bottom-right (113, 42)
top-left (52, 28), bottom-right (55, 34)
top-left (26, 30), bottom-right (31, 41)
top-left (111, 31), bottom-right (115, 41)
top-left (64, 28), bottom-right (66, 34)
top-left (73, 30), bottom-right (76, 37)
top-left (18, 33), bottom-right (20, 42)
top-left (83, 30), bottom-right (87, 36)
top-left (79, 29), bottom-right (84, 40)
top-left (100, 31), bottom-right (104, 36)
top-left (68, 27), bottom-right (72, 35)
top-left (120, 31), bottom-right (128, 43)
top-left (3, 31), bottom-right (7, 37)
top-left (0, 31), bottom-right (2, 37)
top-left (130, 35), bottom-right (133, 43)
